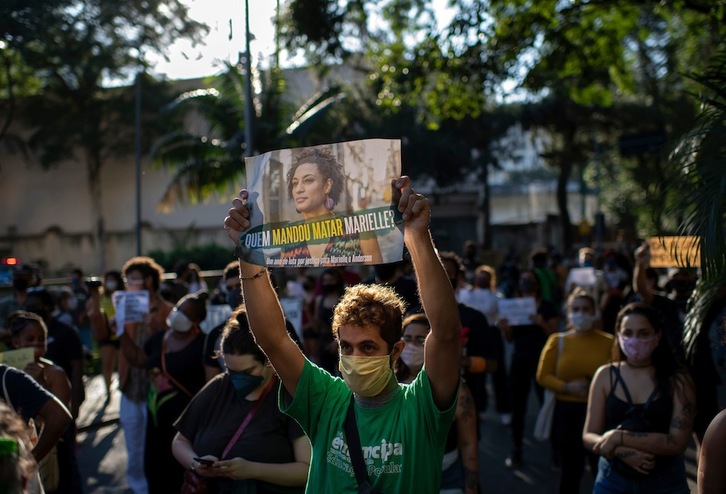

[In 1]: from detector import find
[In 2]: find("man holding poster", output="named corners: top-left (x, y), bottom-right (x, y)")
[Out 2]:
top-left (221, 174), bottom-right (461, 492)
top-left (239, 139), bottom-right (404, 268)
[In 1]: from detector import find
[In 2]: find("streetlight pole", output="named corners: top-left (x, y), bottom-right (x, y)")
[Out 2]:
top-left (243, 0), bottom-right (253, 157)
top-left (135, 70), bottom-right (143, 255)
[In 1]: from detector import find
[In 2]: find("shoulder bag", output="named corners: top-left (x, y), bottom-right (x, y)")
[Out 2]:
top-left (344, 396), bottom-right (383, 494)
top-left (534, 334), bottom-right (565, 441)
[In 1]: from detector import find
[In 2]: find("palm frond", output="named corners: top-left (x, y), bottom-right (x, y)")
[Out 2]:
top-left (285, 87), bottom-right (346, 136)
top-left (667, 44), bottom-right (726, 361)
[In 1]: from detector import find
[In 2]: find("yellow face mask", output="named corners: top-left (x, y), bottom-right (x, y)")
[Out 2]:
top-left (338, 354), bottom-right (394, 397)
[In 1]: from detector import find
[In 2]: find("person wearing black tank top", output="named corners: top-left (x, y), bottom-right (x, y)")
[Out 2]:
top-left (583, 303), bottom-right (695, 494)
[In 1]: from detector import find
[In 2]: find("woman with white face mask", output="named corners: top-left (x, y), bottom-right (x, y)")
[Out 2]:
top-left (396, 313), bottom-right (478, 494)
top-left (583, 303), bottom-right (696, 494)
top-left (536, 289), bottom-right (613, 493)
top-left (120, 290), bottom-right (209, 494)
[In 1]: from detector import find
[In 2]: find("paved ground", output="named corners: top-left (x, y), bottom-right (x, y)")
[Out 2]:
top-left (75, 373), bottom-right (698, 493)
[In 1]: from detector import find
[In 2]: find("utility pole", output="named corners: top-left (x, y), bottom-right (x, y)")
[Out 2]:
top-left (243, 0), bottom-right (253, 157)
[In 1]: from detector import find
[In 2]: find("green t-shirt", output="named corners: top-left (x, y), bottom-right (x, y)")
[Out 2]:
top-left (281, 360), bottom-right (457, 493)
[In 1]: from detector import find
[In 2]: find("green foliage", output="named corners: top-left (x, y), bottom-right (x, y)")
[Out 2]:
top-left (150, 63), bottom-right (347, 211)
top-left (1, 0), bottom-right (208, 271)
top-left (666, 45), bottom-right (726, 279)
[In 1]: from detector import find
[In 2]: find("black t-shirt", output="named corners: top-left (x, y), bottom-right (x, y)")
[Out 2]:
top-left (459, 303), bottom-right (498, 363)
top-left (511, 299), bottom-right (558, 357)
top-left (175, 375), bottom-right (305, 494)
top-left (144, 330), bottom-right (206, 398)
top-left (45, 318), bottom-right (85, 378)
top-left (0, 364), bottom-right (53, 421)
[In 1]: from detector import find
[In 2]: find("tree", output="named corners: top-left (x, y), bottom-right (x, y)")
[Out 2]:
top-left (280, 0), bottom-right (724, 251)
top-left (1, 0), bottom-right (207, 271)
top-left (150, 62), bottom-right (345, 211)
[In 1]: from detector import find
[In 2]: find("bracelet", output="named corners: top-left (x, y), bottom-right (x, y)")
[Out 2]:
top-left (239, 267), bottom-right (268, 281)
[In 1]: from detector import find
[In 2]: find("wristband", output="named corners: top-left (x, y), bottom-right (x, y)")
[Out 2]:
top-left (239, 267), bottom-right (268, 281)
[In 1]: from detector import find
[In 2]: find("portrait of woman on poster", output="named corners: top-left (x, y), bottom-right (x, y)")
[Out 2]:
top-left (283, 147), bottom-right (383, 264)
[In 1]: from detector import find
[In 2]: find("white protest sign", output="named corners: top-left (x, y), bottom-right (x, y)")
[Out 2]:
top-left (200, 305), bottom-right (233, 334)
top-left (498, 297), bottom-right (537, 326)
top-left (568, 267), bottom-right (597, 288)
top-left (280, 297), bottom-right (304, 342)
top-left (112, 290), bottom-right (150, 336)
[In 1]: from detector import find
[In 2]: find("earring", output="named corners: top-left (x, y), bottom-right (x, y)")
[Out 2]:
top-left (324, 196), bottom-right (335, 211)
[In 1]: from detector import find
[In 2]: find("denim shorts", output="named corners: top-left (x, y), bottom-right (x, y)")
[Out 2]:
top-left (593, 456), bottom-right (690, 494)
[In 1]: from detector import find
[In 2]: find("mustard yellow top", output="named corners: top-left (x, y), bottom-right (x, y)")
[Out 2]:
top-left (536, 330), bottom-right (614, 403)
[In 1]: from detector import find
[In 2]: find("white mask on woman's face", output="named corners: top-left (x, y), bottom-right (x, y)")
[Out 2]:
top-left (569, 312), bottom-right (595, 332)
top-left (400, 343), bottom-right (425, 368)
top-left (166, 308), bottom-right (193, 333)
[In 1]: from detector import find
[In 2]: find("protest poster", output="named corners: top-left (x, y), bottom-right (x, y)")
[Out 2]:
top-left (112, 290), bottom-right (150, 336)
top-left (648, 236), bottom-right (700, 268)
top-left (498, 297), bottom-right (537, 326)
top-left (238, 139), bottom-right (404, 268)
top-left (200, 305), bottom-right (233, 334)
top-left (280, 297), bottom-right (304, 342)
top-left (568, 267), bottom-right (597, 288)
top-left (0, 347), bottom-right (34, 370)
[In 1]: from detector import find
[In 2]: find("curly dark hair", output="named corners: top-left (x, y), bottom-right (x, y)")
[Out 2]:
top-left (122, 256), bottom-right (165, 292)
top-left (286, 147), bottom-right (346, 207)
top-left (333, 284), bottom-right (406, 352)
top-left (176, 290), bottom-right (209, 324)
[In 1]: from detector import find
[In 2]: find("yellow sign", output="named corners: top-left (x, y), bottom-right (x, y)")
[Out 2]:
top-left (647, 236), bottom-right (700, 268)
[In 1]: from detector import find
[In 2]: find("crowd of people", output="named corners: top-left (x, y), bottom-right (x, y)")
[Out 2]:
top-left (0, 177), bottom-right (724, 494)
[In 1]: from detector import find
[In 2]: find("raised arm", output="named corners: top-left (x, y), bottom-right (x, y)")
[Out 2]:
top-left (224, 190), bottom-right (305, 398)
top-left (396, 177), bottom-right (461, 409)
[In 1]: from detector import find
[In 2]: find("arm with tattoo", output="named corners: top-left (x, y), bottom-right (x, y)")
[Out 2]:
top-left (618, 373), bottom-right (696, 456)
top-left (456, 383), bottom-right (478, 494)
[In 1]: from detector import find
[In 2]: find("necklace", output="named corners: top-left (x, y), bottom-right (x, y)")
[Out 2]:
top-left (626, 360), bottom-right (652, 369)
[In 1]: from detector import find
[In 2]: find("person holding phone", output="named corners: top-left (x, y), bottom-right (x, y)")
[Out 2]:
top-left (172, 306), bottom-right (310, 493)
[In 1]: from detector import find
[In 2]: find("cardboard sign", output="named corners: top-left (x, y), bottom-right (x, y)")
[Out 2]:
top-left (0, 347), bottom-right (35, 370)
top-left (240, 139), bottom-right (404, 268)
top-left (498, 297), bottom-right (537, 326)
top-left (648, 236), bottom-right (700, 268)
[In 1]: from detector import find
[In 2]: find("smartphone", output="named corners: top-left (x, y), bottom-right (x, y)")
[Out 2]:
top-left (193, 457), bottom-right (215, 467)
